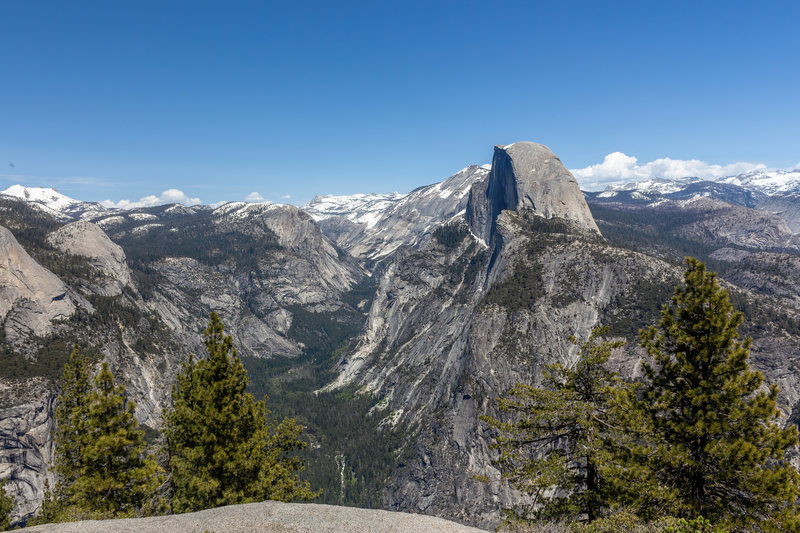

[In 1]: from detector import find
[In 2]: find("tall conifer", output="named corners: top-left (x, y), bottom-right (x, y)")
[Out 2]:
top-left (53, 345), bottom-right (92, 491)
top-left (68, 363), bottom-right (161, 517)
top-left (639, 258), bottom-right (800, 530)
top-left (35, 345), bottom-right (93, 522)
top-left (164, 312), bottom-right (316, 513)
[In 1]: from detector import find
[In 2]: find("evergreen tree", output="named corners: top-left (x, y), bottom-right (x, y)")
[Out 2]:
top-left (53, 345), bottom-right (92, 491)
top-left (481, 327), bottom-right (635, 523)
top-left (34, 345), bottom-right (93, 523)
top-left (0, 478), bottom-right (14, 531)
top-left (639, 258), bottom-right (800, 531)
top-left (68, 363), bottom-right (162, 517)
top-left (164, 312), bottom-right (317, 513)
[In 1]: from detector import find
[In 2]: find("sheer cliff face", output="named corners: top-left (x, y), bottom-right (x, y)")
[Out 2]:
top-left (330, 213), bottom-right (665, 527)
top-left (330, 143), bottom-right (616, 526)
top-left (468, 143), bottom-right (600, 245)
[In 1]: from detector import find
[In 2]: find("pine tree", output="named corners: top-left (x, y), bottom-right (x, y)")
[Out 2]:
top-left (164, 312), bottom-right (317, 513)
top-left (639, 258), bottom-right (800, 531)
top-left (0, 478), bottom-right (14, 531)
top-left (481, 327), bottom-right (636, 523)
top-left (53, 345), bottom-right (92, 490)
top-left (35, 345), bottom-right (93, 522)
top-left (68, 363), bottom-right (162, 518)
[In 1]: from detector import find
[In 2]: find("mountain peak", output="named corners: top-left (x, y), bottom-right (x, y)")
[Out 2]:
top-left (467, 142), bottom-right (600, 243)
top-left (1, 184), bottom-right (80, 209)
top-left (0, 184), bottom-right (110, 221)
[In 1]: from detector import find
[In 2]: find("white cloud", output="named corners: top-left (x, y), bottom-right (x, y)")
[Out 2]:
top-left (245, 191), bottom-right (270, 203)
top-left (281, 194), bottom-right (292, 200)
top-left (570, 152), bottom-right (766, 191)
top-left (101, 188), bottom-right (202, 209)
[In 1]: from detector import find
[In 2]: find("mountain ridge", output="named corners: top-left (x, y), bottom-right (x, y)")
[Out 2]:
top-left (2, 143), bottom-right (800, 528)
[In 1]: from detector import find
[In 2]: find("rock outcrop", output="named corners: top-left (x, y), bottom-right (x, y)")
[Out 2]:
top-left (21, 501), bottom-right (487, 532)
top-left (0, 225), bottom-right (75, 340)
top-left (0, 379), bottom-right (54, 524)
top-left (468, 143), bottom-right (600, 244)
top-left (47, 220), bottom-right (133, 296)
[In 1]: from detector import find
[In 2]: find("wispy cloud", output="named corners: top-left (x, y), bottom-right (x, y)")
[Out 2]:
top-left (281, 194), bottom-right (292, 200)
top-left (101, 189), bottom-right (202, 209)
top-left (570, 153), bottom-right (766, 191)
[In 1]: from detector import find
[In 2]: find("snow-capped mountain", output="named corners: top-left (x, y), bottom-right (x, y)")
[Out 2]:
top-left (0, 185), bottom-right (110, 221)
top-left (605, 176), bottom-right (702, 195)
top-left (590, 167), bottom-right (800, 234)
top-left (718, 168), bottom-right (800, 196)
top-left (306, 165), bottom-right (488, 261)
top-left (304, 192), bottom-right (406, 228)
top-left (601, 168), bottom-right (800, 198)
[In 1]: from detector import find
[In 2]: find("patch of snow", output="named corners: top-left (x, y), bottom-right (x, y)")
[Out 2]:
top-left (95, 216), bottom-right (126, 227)
top-left (448, 209), bottom-right (467, 222)
top-left (303, 192), bottom-right (406, 225)
top-left (165, 204), bottom-right (197, 215)
top-left (129, 213), bottom-right (159, 221)
top-left (131, 223), bottom-right (164, 235)
top-left (718, 168), bottom-right (800, 195)
top-left (468, 228), bottom-right (488, 248)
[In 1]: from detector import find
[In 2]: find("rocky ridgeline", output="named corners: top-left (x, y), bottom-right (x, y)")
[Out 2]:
top-left (2, 142), bottom-right (800, 529)
top-left (306, 165), bottom-right (489, 263)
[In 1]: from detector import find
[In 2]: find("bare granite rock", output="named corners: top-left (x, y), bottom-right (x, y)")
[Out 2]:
top-left (0, 225), bottom-right (75, 340)
top-left (0, 382), bottom-right (55, 524)
top-left (20, 501), bottom-right (487, 532)
top-left (47, 220), bottom-right (133, 296)
top-left (468, 142), bottom-right (600, 244)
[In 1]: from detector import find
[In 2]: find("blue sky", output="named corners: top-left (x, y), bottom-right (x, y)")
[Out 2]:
top-left (1, 1), bottom-right (798, 207)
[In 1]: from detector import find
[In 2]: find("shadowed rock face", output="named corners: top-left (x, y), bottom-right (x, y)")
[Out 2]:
top-left (468, 142), bottom-right (600, 244)
top-left (0, 383), bottom-right (54, 524)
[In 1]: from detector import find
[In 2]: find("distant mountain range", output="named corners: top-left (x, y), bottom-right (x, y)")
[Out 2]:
top-left (1, 150), bottom-right (800, 528)
top-left (4, 165), bottom-right (799, 227)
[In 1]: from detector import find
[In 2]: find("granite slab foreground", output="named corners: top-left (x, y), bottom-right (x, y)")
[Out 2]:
top-left (22, 501), bottom-right (488, 532)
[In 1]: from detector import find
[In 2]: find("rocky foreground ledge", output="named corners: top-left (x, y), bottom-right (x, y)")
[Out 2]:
top-left (21, 501), bottom-right (488, 532)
